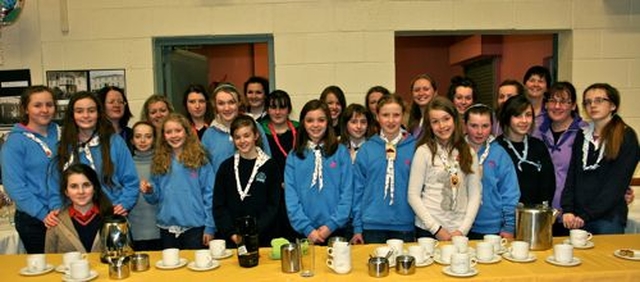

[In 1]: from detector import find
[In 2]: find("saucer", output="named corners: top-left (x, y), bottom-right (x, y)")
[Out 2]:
top-left (613, 249), bottom-right (640, 261)
top-left (545, 256), bottom-right (581, 267)
top-left (442, 266), bottom-right (478, 277)
top-left (187, 260), bottom-right (220, 271)
top-left (19, 264), bottom-right (54, 276)
top-left (477, 254), bottom-right (502, 264)
top-left (496, 246), bottom-right (508, 255)
top-left (61, 270), bottom-right (98, 282)
top-left (415, 258), bottom-right (434, 267)
top-left (212, 249), bottom-right (233, 259)
top-left (433, 253), bottom-right (450, 265)
top-left (563, 239), bottom-right (595, 249)
top-left (502, 252), bottom-right (536, 263)
top-left (155, 258), bottom-right (188, 270)
top-left (55, 264), bottom-right (68, 273)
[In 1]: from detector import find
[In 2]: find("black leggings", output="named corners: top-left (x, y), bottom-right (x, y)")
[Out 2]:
top-left (14, 210), bottom-right (47, 254)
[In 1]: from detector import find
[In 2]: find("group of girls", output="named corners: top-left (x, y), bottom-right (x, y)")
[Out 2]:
top-left (2, 70), bottom-right (638, 255)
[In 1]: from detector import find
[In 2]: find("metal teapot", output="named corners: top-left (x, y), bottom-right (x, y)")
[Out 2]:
top-left (100, 215), bottom-right (134, 263)
top-left (515, 201), bottom-right (559, 250)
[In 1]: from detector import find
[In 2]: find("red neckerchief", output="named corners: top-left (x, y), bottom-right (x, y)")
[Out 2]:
top-left (268, 120), bottom-right (297, 157)
top-left (69, 205), bottom-right (99, 226)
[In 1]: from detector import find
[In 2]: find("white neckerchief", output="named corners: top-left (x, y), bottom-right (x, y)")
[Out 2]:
top-left (381, 131), bottom-right (403, 205)
top-left (437, 142), bottom-right (459, 210)
top-left (350, 139), bottom-right (364, 151)
top-left (234, 147), bottom-right (270, 201)
top-left (64, 134), bottom-right (100, 170)
top-left (504, 135), bottom-right (541, 172)
top-left (210, 118), bottom-right (232, 142)
top-left (465, 135), bottom-right (495, 165)
top-left (582, 122), bottom-right (606, 171)
top-left (21, 124), bottom-right (61, 159)
top-left (308, 141), bottom-right (324, 191)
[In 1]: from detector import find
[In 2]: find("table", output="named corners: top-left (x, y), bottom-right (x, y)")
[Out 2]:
top-left (1, 234), bottom-right (638, 281)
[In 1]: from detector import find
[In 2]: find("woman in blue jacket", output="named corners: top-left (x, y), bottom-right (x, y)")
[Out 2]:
top-left (285, 99), bottom-right (353, 244)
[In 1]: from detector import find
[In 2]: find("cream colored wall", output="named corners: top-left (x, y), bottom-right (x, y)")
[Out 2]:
top-left (1, 0), bottom-right (639, 136)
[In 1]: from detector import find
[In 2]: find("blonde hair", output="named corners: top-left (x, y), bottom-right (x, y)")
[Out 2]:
top-left (151, 113), bottom-right (209, 174)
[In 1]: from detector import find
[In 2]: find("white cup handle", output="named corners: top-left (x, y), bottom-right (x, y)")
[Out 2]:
top-left (327, 247), bottom-right (334, 256)
top-left (500, 238), bottom-right (508, 246)
top-left (433, 240), bottom-right (439, 248)
top-left (470, 258), bottom-right (477, 268)
top-left (326, 259), bottom-right (334, 268)
top-left (586, 232), bottom-right (593, 241)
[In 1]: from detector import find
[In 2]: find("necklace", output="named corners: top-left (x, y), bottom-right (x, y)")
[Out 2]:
top-left (465, 135), bottom-right (494, 165)
top-left (234, 147), bottom-right (270, 201)
top-left (437, 143), bottom-right (459, 209)
top-left (504, 135), bottom-right (541, 172)
top-left (268, 121), bottom-right (296, 157)
top-left (582, 123), bottom-right (605, 171)
top-left (380, 131), bottom-right (403, 205)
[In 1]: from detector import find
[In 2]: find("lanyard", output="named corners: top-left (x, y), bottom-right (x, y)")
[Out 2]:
top-left (268, 121), bottom-right (296, 157)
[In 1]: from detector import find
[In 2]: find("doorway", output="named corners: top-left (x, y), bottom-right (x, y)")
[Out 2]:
top-left (153, 35), bottom-right (274, 115)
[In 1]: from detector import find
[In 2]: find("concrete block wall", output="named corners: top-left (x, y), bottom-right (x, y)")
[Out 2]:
top-left (0, 0), bottom-right (639, 139)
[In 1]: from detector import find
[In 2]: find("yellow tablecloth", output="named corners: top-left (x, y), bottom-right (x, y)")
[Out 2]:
top-left (1, 234), bottom-right (639, 281)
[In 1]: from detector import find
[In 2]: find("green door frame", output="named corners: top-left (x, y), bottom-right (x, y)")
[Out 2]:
top-left (152, 34), bottom-right (275, 95)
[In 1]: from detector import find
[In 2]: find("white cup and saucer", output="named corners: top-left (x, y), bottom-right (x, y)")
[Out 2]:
top-left (546, 244), bottom-right (581, 267)
top-left (62, 259), bottom-right (98, 282)
top-left (408, 245), bottom-right (433, 267)
top-left (56, 251), bottom-right (87, 273)
top-left (156, 248), bottom-right (188, 270)
top-left (442, 252), bottom-right (478, 277)
top-left (19, 254), bottom-right (55, 276)
top-left (434, 245), bottom-right (456, 265)
top-left (484, 234), bottom-right (508, 254)
top-left (475, 241), bottom-right (501, 264)
top-left (502, 241), bottom-right (536, 263)
top-left (563, 229), bottom-right (594, 249)
top-left (209, 239), bottom-right (233, 259)
top-left (187, 249), bottom-right (220, 271)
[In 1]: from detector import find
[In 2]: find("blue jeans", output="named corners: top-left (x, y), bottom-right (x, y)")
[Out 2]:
top-left (363, 229), bottom-right (415, 243)
top-left (160, 227), bottom-right (205, 250)
top-left (15, 210), bottom-right (46, 254)
top-left (584, 217), bottom-right (625, 235)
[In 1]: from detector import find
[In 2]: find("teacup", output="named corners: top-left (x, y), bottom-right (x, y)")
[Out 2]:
top-left (451, 236), bottom-right (469, 253)
top-left (484, 234), bottom-right (507, 252)
top-left (270, 238), bottom-right (290, 259)
top-left (569, 229), bottom-right (593, 247)
top-left (68, 259), bottom-right (90, 280)
top-left (408, 245), bottom-right (429, 264)
top-left (438, 245), bottom-right (456, 264)
top-left (209, 239), bottom-right (226, 257)
top-left (62, 251), bottom-right (86, 269)
top-left (26, 254), bottom-right (47, 273)
top-left (450, 252), bottom-right (477, 274)
top-left (327, 243), bottom-right (350, 259)
top-left (194, 249), bottom-right (213, 268)
top-left (162, 248), bottom-right (180, 266)
top-left (417, 237), bottom-right (439, 254)
top-left (386, 239), bottom-right (404, 258)
top-left (553, 243), bottom-right (574, 263)
top-left (476, 241), bottom-right (494, 261)
top-left (375, 246), bottom-right (395, 265)
top-left (509, 241), bottom-right (530, 260)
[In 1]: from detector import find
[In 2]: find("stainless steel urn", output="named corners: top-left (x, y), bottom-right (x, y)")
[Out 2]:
top-left (515, 201), bottom-right (559, 250)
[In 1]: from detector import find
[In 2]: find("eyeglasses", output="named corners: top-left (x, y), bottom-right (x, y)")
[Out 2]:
top-left (582, 97), bottom-right (609, 107)
top-left (107, 100), bottom-right (127, 106)
top-left (547, 99), bottom-right (572, 106)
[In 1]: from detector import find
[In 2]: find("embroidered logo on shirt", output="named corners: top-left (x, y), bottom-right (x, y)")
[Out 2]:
top-left (256, 172), bottom-right (267, 183)
top-left (190, 170), bottom-right (198, 178)
top-left (329, 161), bottom-right (337, 168)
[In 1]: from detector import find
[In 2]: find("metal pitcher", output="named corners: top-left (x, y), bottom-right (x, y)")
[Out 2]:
top-left (515, 201), bottom-right (559, 250)
top-left (100, 215), bottom-right (134, 263)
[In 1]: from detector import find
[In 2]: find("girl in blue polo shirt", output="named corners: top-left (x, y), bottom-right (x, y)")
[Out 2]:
top-left (284, 99), bottom-right (353, 244)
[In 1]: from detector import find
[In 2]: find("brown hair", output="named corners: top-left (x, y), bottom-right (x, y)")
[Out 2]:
top-left (408, 74), bottom-right (438, 132)
top-left (19, 85), bottom-right (57, 125)
top-left (583, 83), bottom-right (630, 160)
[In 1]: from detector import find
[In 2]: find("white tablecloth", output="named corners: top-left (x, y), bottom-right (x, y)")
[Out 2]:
top-left (0, 222), bottom-right (24, 254)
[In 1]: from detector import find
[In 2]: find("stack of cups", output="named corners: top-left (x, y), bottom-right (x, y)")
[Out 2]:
top-left (417, 237), bottom-right (439, 255)
top-left (386, 239), bottom-right (404, 266)
top-left (326, 241), bottom-right (351, 274)
top-left (484, 234), bottom-right (508, 253)
top-left (451, 236), bottom-right (469, 254)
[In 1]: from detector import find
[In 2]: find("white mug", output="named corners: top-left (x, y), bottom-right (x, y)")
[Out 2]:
top-left (438, 245), bottom-right (456, 264)
top-left (162, 248), bottom-right (180, 266)
top-left (375, 246), bottom-right (395, 265)
top-left (476, 241), bottom-right (494, 261)
top-left (417, 237), bottom-right (439, 254)
top-left (451, 235), bottom-right (469, 253)
top-left (408, 245), bottom-right (429, 264)
top-left (26, 254), bottom-right (46, 272)
top-left (569, 229), bottom-right (593, 247)
top-left (326, 257), bottom-right (351, 274)
top-left (68, 259), bottom-right (90, 279)
top-left (209, 239), bottom-right (226, 257)
top-left (327, 244), bottom-right (350, 260)
top-left (554, 243), bottom-right (574, 263)
top-left (62, 251), bottom-right (85, 269)
top-left (484, 234), bottom-right (507, 252)
top-left (450, 252), bottom-right (477, 274)
top-left (386, 239), bottom-right (404, 258)
top-left (509, 241), bottom-right (530, 260)
top-left (194, 249), bottom-right (213, 268)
